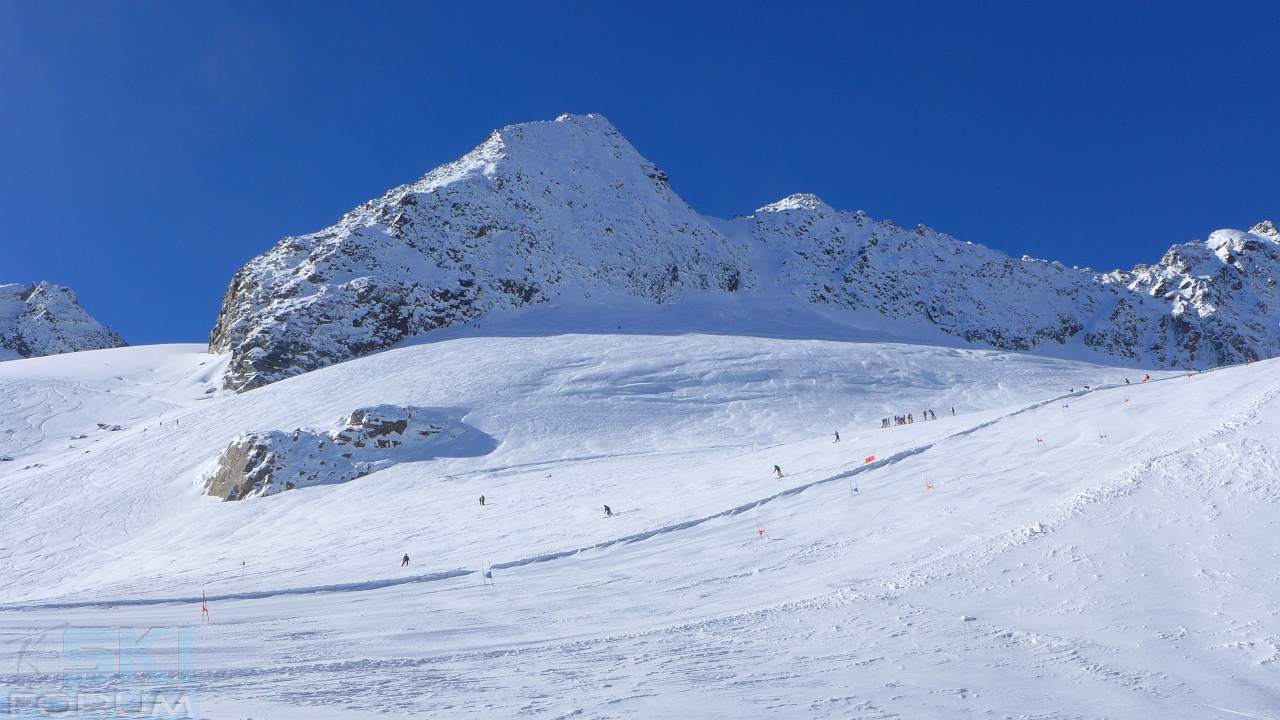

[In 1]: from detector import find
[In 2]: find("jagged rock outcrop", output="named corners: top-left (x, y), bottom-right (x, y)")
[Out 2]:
top-left (203, 405), bottom-right (497, 500)
top-left (210, 113), bottom-right (1280, 390)
top-left (0, 282), bottom-right (126, 359)
top-left (742, 200), bottom-right (1280, 367)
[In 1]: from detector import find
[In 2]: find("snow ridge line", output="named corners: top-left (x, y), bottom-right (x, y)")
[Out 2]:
top-left (1, 388), bottom-right (1097, 611)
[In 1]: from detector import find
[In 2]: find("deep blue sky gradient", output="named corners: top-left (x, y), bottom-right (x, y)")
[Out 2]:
top-left (1, 2), bottom-right (1276, 344)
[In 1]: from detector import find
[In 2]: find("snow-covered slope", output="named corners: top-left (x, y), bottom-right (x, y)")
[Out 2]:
top-left (1, 335), bottom-right (1278, 718)
top-left (210, 113), bottom-right (1279, 391)
top-left (0, 281), bottom-right (125, 359)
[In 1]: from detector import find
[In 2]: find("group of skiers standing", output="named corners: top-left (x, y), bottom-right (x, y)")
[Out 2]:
top-left (881, 409), bottom-right (939, 427)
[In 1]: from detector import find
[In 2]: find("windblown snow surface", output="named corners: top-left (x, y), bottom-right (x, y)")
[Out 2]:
top-left (1, 320), bottom-right (1278, 718)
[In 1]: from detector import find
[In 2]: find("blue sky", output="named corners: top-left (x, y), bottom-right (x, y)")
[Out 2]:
top-left (1, 2), bottom-right (1276, 344)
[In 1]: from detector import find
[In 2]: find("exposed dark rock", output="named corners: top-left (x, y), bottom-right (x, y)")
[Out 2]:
top-left (203, 405), bottom-right (497, 501)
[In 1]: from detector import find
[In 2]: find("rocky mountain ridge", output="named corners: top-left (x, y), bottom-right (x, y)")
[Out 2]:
top-left (0, 282), bottom-right (126, 359)
top-left (210, 113), bottom-right (1278, 391)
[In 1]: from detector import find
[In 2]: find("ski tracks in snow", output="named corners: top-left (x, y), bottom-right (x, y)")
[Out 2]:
top-left (0, 384), bottom-right (1116, 612)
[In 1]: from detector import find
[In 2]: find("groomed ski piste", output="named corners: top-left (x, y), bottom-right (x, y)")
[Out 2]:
top-left (2, 315), bottom-right (1279, 718)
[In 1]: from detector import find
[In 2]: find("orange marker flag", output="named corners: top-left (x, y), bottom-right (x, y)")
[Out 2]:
top-left (865, 455), bottom-right (875, 464)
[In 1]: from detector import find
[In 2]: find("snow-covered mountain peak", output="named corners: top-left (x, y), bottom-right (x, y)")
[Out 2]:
top-left (1250, 219), bottom-right (1278, 240)
top-left (0, 282), bottom-right (126, 360)
top-left (342, 113), bottom-right (649, 225)
top-left (480, 112), bottom-right (671, 193)
top-left (210, 114), bottom-right (1280, 390)
top-left (209, 113), bottom-right (747, 390)
top-left (756, 193), bottom-right (834, 214)
top-left (1184, 223), bottom-right (1280, 273)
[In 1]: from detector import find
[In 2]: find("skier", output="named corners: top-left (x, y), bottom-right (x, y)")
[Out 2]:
top-left (950, 407), bottom-right (955, 416)
top-left (773, 465), bottom-right (783, 478)
top-left (1124, 378), bottom-right (1130, 384)
top-left (1143, 374), bottom-right (1150, 382)
top-left (401, 554), bottom-right (410, 567)
top-left (833, 431), bottom-right (840, 443)
top-left (479, 495), bottom-right (485, 506)
top-left (604, 505), bottom-right (613, 517)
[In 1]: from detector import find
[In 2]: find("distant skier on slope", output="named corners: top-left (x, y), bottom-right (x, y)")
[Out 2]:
top-left (833, 431), bottom-right (840, 442)
top-left (604, 505), bottom-right (613, 517)
top-left (479, 495), bottom-right (485, 506)
top-left (401, 554), bottom-right (410, 567)
top-left (1143, 374), bottom-right (1150, 382)
top-left (774, 465), bottom-right (783, 478)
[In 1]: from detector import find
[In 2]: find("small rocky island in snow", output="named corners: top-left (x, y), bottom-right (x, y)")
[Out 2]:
top-left (203, 405), bottom-right (497, 500)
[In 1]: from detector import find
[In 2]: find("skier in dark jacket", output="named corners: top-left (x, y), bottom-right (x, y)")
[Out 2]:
top-left (479, 495), bottom-right (485, 506)
top-left (401, 554), bottom-right (410, 567)
top-left (604, 505), bottom-right (613, 517)
top-left (774, 465), bottom-right (783, 478)
top-left (833, 431), bottom-right (840, 442)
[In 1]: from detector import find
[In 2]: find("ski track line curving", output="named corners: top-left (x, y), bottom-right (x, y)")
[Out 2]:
top-left (0, 384), bottom-right (1112, 612)
top-left (17, 369), bottom-right (1251, 613)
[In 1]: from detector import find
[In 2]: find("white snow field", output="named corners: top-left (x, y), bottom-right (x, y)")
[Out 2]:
top-left (1, 328), bottom-right (1278, 718)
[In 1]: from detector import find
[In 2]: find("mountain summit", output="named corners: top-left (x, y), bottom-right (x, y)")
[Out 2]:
top-left (209, 114), bottom-right (746, 390)
top-left (0, 282), bottom-right (126, 360)
top-left (210, 113), bottom-right (1279, 391)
